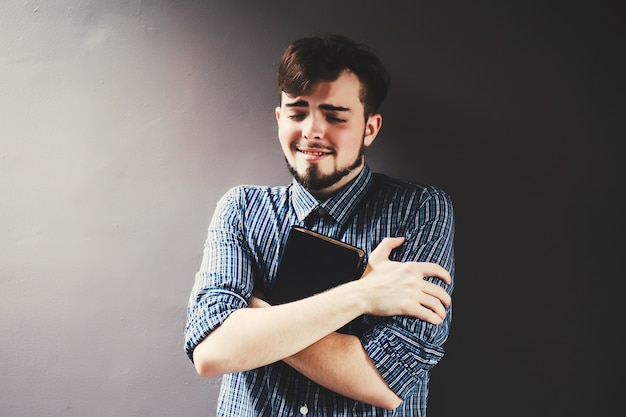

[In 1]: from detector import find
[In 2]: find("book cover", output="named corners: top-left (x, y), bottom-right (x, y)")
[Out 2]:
top-left (269, 226), bottom-right (365, 305)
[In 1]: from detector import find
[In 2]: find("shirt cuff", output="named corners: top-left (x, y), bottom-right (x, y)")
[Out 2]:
top-left (361, 322), bottom-right (445, 399)
top-left (184, 290), bottom-right (248, 361)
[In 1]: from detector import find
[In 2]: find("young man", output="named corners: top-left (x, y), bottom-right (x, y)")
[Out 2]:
top-left (185, 34), bottom-right (455, 416)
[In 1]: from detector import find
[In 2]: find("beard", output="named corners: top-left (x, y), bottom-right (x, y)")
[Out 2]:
top-left (286, 144), bottom-right (365, 192)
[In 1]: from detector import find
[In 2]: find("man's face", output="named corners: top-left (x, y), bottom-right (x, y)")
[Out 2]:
top-left (276, 71), bottom-right (382, 199)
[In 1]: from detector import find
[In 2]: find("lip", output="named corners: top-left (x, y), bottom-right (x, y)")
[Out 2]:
top-left (296, 146), bottom-right (333, 162)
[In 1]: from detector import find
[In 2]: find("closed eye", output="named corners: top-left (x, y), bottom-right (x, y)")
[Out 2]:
top-left (326, 115), bottom-right (346, 124)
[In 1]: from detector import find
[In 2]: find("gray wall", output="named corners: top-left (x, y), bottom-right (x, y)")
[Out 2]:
top-left (1, 1), bottom-right (623, 416)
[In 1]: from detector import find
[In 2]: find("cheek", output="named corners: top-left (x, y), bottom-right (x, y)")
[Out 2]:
top-left (277, 127), bottom-right (297, 155)
top-left (335, 130), bottom-right (363, 152)
top-left (278, 122), bottom-right (298, 140)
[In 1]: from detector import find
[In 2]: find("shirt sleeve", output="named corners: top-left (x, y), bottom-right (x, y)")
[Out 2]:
top-left (184, 187), bottom-right (255, 362)
top-left (361, 188), bottom-right (455, 399)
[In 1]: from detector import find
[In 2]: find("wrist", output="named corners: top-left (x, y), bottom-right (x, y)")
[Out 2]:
top-left (338, 279), bottom-right (371, 316)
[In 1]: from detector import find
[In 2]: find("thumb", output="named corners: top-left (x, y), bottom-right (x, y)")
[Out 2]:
top-left (369, 237), bottom-right (405, 264)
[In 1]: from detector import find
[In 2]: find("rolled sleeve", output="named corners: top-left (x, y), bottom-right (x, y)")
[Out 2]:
top-left (363, 187), bottom-right (455, 398)
top-left (185, 289), bottom-right (248, 361)
top-left (362, 320), bottom-right (446, 398)
top-left (184, 187), bottom-right (255, 361)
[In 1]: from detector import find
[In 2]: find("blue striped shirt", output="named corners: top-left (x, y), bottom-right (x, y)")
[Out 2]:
top-left (185, 165), bottom-right (455, 416)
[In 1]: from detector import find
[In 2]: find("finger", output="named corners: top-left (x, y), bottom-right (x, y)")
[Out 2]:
top-left (413, 303), bottom-right (446, 325)
top-left (369, 237), bottom-right (405, 263)
top-left (422, 282), bottom-right (452, 308)
top-left (414, 262), bottom-right (452, 285)
top-left (419, 292), bottom-right (449, 319)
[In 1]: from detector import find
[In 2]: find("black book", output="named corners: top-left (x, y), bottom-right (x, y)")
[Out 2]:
top-left (269, 226), bottom-right (365, 305)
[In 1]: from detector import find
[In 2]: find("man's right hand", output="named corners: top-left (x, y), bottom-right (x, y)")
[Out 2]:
top-left (358, 237), bottom-right (452, 324)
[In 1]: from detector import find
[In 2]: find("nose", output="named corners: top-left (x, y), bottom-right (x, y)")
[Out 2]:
top-left (302, 114), bottom-right (324, 140)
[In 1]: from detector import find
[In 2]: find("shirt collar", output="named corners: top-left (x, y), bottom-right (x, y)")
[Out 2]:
top-left (290, 165), bottom-right (374, 225)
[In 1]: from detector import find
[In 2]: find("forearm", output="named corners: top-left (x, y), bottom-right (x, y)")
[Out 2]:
top-left (193, 281), bottom-right (367, 377)
top-left (284, 332), bottom-right (402, 410)
top-left (193, 237), bottom-right (452, 379)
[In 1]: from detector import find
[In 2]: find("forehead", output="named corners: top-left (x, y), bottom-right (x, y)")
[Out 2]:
top-left (281, 71), bottom-right (363, 109)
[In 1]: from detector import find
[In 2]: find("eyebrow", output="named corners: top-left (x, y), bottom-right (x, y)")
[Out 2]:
top-left (285, 100), bottom-right (351, 113)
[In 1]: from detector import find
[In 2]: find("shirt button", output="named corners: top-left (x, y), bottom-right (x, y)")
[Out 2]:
top-left (299, 405), bottom-right (309, 415)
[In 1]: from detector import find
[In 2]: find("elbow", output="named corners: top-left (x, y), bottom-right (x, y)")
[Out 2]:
top-left (192, 343), bottom-right (227, 378)
top-left (191, 322), bottom-right (255, 377)
top-left (194, 358), bottom-right (217, 378)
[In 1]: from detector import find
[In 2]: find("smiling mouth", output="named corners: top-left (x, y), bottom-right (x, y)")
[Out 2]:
top-left (299, 149), bottom-right (331, 156)
top-left (296, 147), bottom-right (333, 162)
top-left (296, 144), bottom-right (333, 156)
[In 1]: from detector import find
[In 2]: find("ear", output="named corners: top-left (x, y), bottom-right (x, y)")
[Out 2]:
top-left (275, 106), bottom-right (281, 122)
top-left (363, 114), bottom-right (382, 147)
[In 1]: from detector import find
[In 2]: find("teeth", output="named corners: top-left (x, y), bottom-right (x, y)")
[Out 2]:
top-left (300, 150), bottom-right (328, 156)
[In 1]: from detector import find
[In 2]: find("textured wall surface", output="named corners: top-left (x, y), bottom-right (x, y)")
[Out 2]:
top-left (1, 1), bottom-right (623, 416)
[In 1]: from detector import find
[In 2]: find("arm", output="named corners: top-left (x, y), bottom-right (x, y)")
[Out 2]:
top-left (193, 278), bottom-right (369, 375)
top-left (244, 299), bottom-right (399, 408)
top-left (285, 332), bottom-right (402, 409)
top-left (277, 189), bottom-right (456, 404)
top-left (192, 236), bottom-right (451, 378)
top-left (186, 186), bottom-right (453, 407)
top-left (245, 236), bottom-right (451, 410)
top-left (190, 186), bottom-right (345, 372)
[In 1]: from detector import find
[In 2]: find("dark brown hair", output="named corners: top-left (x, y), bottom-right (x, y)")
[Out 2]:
top-left (278, 34), bottom-right (390, 118)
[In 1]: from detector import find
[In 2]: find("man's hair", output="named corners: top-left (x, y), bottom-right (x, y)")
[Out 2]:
top-left (278, 34), bottom-right (390, 118)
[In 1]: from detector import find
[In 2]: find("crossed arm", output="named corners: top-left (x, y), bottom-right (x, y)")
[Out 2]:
top-left (191, 237), bottom-right (452, 410)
